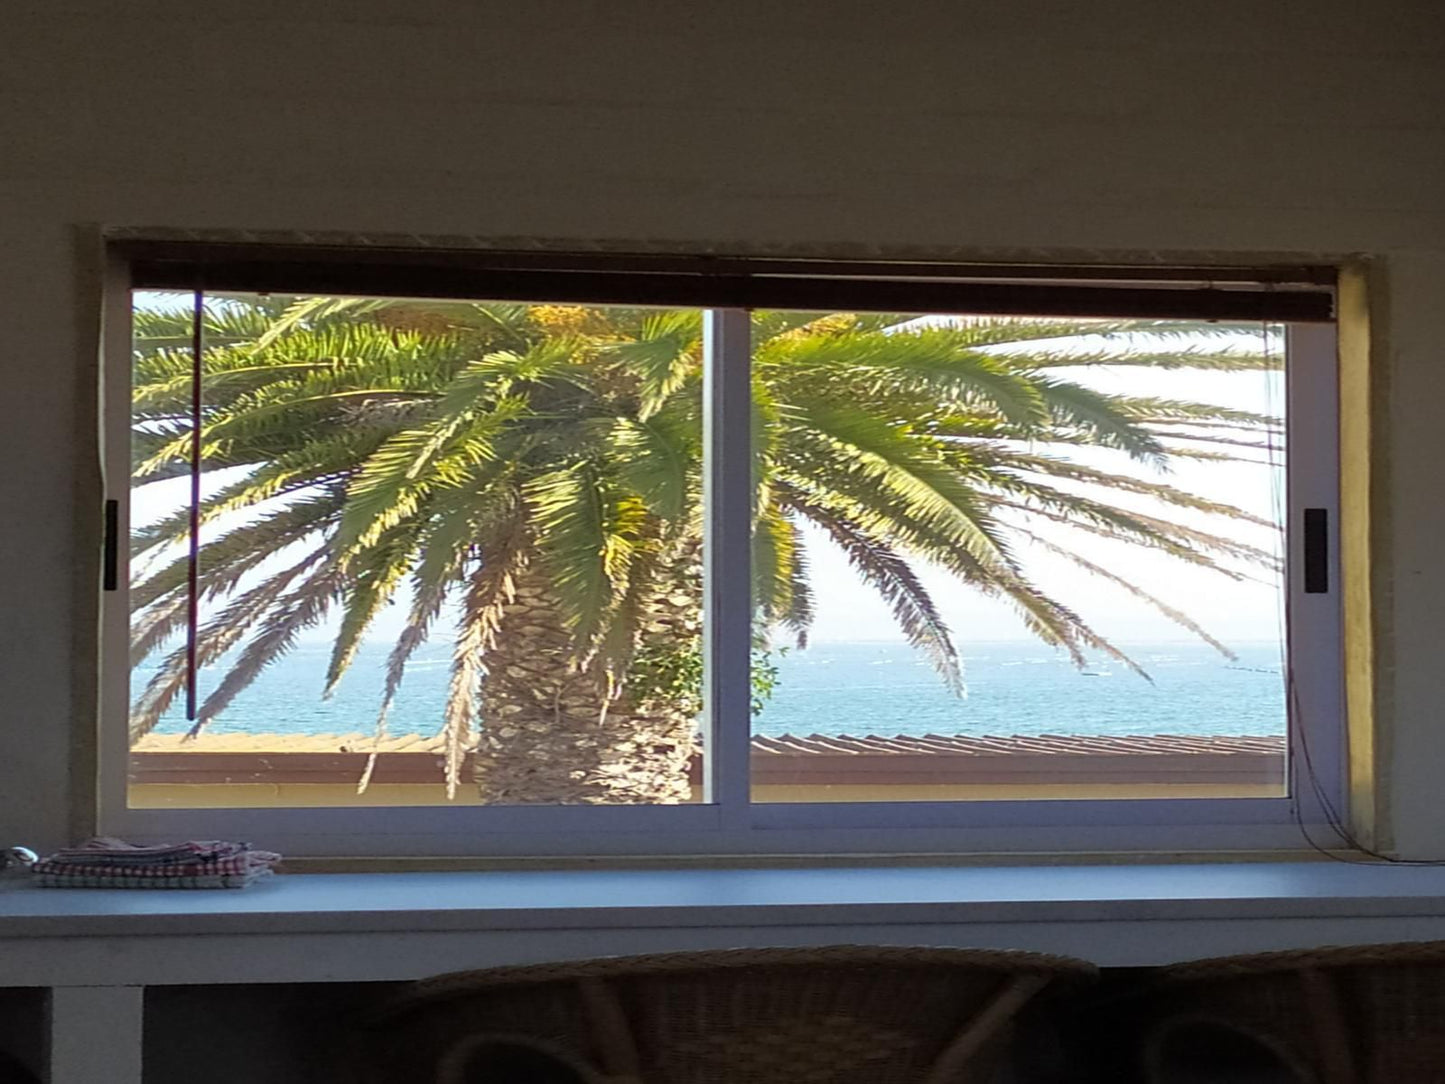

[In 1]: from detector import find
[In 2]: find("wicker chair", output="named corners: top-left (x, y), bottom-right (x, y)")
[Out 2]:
top-left (1135, 940), bottom-right (1445, 1084)
top-left (359, 945), bottom-right (1096, 1084)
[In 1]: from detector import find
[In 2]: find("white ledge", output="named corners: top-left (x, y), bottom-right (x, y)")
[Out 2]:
top-left (5, 862), bottom-right (1445, 984)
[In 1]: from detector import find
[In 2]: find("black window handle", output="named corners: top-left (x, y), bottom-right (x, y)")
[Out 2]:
top-left (103, 498), bottom-right (119, 591)
top-left (1303, 508), bottom-right (1328, 594)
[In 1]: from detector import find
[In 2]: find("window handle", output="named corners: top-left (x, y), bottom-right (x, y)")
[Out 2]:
top-left (103, 498), bottom-right (119, 591)
top-left (1304, 508), bottom-right (1328, 594)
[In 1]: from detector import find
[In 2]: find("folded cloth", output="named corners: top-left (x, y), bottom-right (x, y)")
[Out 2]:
top-left (33, 837), bottom-right (280, 889)
top-left (45, 838), bottom-right (253, 866)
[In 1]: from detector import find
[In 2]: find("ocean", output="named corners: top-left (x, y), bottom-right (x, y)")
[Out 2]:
top-left (141, 640), bottom-right (1287, 739)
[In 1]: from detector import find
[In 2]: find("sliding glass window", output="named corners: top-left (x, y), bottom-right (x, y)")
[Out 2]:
top-left (100, 246), bottom-right (1342, 856)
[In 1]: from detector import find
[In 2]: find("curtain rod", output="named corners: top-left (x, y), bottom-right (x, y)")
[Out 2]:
top-left (117, 242), bottom-right (1336, 322)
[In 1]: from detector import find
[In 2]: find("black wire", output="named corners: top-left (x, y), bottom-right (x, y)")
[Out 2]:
top-left (184, 287), bottom-right (203, 725)
top-left (1271, 319), bottom-right (1445, 867)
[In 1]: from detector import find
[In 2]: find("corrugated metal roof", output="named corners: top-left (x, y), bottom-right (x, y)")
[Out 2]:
top-left (751, 734), bottom-right (1284, 757)
top-left (136, 732), bottom-right (1285, 757)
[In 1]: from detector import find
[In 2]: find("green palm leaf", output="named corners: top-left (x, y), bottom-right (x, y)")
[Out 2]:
top-left (608, 410), bottom-right (698, 525)
top-left (761, 328), bottom-right (1049, 429)
top-left (781, 401), bottom-right (1017, 572)
top-left (780, 483), bottom-right (961, 693)
top-left (128, 292), bottom-right (1290, 771)
top-left (129, 549), bottom-right (326, 740)
top-left (605, 310), bottom-right (701, 420)
top-left (524, 462), bottom-right (647, 657)
top-left (443, 525), bottom-right (528, 796)
top-left (191, 560), bottom-right (346, 735)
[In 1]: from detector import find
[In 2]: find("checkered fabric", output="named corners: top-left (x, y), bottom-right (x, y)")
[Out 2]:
top-left (32, 837), bottom-right (280, 889)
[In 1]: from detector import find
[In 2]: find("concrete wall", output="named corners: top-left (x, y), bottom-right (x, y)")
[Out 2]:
top-left (2, 1), bottom-right (1442, 854)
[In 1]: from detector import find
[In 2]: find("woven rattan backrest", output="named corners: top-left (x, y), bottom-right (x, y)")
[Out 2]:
top-left (1149, 940), bottom-right (1445, 1084)
top-left (365, 945), bottom-right (1095, 1084)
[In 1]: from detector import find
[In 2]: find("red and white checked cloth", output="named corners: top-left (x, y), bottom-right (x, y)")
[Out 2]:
top-left (33, 837), bottom-right (281, 889)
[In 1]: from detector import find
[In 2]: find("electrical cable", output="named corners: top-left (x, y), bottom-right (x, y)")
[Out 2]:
top-left (1267, 318), bottom-right (1445, 865)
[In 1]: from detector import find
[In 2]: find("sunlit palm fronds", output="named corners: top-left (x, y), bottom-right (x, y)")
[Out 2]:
top-left (129, 301), bottom-right (1283, 792)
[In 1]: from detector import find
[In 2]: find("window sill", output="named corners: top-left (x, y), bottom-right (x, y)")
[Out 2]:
top-left (5, 861), bottom-right (1445, 984)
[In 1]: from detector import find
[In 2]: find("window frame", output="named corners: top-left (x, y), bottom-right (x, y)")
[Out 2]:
top-left (97, 245), bottom-right (1348, 859)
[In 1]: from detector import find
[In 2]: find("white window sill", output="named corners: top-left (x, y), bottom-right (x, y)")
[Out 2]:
top-left (16, 860), bottom-right (1445, 1084)
top-left (6, 861), bottom-right (1445, 987)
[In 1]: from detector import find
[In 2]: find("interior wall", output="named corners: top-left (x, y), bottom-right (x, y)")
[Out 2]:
top-left (1, 1), bottom-right (1442, 855)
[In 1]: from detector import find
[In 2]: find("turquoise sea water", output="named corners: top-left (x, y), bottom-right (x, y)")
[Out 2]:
top-left (143, 640), bottom-right (1286, 739)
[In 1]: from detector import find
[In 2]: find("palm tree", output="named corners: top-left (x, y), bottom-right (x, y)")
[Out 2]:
top-left (128, 297), bottom-right (1282, 802)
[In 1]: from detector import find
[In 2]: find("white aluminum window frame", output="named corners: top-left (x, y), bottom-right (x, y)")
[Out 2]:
top-left (97, 256), bottom-right (1346, 859)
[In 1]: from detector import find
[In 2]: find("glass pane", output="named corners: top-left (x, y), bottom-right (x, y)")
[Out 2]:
top-left (128, 294), bottom-right (705, 807)
top-left (749, 311), bottom-right (1287, 802)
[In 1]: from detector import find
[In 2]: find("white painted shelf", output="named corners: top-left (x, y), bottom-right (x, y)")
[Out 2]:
top-left (6, 862), bottom-right (1445, 980)
top-left (8, 862), bottom-right (1445, 1084)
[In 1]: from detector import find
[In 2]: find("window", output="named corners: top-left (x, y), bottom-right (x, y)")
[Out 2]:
top-left (99, 245), bottom-right (1344, 857)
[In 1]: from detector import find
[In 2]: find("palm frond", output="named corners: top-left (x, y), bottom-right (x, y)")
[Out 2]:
top-left (588, 535), bottom-right (674, 706)
top-left (323, 526), bottom-right (420, 697)
top-left (984, 449), bottom-right (1279, 529)
top-left (131, 300), bottom-right (280, 359)
top-left (130, 494), bottom-right (341, 613)
top-left (953, 317), bottom-right (1274, 350)
top-left (525, 463), bottom-right (648, 658)
top-left (608, 412), bottom-right (698, 525)
top-left (781, 485), bottom-right (960, 693)
top-left (782, 403), bottom-right (1018, 573)
top-left (335, 400), bottom-right (522, 556)
top-left (191, 561), bottom-right (345, 735)
top-left (1032, 379), bottom-right (1169, 463)
top-left (129, 595), bottom-right (191, 671)
top-left (604, 310), bottom-right (701, 420)
top-left (751, 505), bottom-right (801, 627)
top-left (750, 311), bottom-right (844, 339)
top-left (762, 328), bottom-right (1049, 429)
top-left (127, 292), bottom-right (1289, 762)
top-left (128, 550), bottom-right (325, 740)
top-left (252, 296), bottom-right (390, 350)
top-left (780, 532), bottom-right (814, 646)
top-left (994, 499), bottom-right (1279, 576)
top-left (358, 497), bottom-right (506, 792)
top-left (444, 525), bottom-right (528, 797)
top-left (131, 432), bottom-right (375, 556)
top-left (1010, 347), bottom-right (1280, 371)
top-left (1018, 530), bottom-right (1239, 659)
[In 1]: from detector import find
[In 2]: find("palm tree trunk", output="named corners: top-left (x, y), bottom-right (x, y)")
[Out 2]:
top-left (474, 561), bottom-right (701, 805)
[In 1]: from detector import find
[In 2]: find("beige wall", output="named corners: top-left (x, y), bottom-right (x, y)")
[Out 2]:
top-left (2, 1), bottom-right (1442, 854)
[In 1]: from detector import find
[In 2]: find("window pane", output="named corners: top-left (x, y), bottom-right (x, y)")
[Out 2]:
top-left (128, 294), bottom-right (705, 808)
top-left (748, 311), bottom-right (1287, 802)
